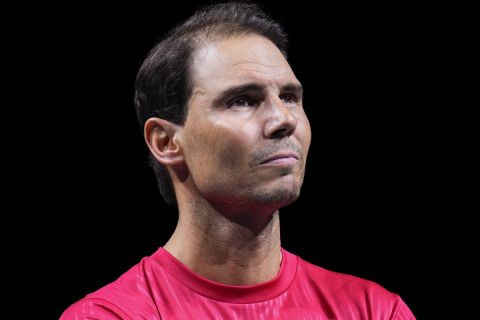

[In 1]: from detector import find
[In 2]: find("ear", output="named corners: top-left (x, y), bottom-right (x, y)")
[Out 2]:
top-left (144, 118), bottom-right (183, 166)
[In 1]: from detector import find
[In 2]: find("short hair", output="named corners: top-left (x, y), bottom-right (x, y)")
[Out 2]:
top-left (134, 1), bottom-right (289, 206)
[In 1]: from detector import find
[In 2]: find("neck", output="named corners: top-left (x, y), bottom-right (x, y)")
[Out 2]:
top-left (164, 196), bottom-right (282, 286)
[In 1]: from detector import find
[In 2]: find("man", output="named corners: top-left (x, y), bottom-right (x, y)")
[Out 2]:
top-left (61, 2), bottom-right (415, 319)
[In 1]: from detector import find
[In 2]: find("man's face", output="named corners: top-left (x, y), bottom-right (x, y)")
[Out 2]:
top-left (179, 34), bottom-right (311, 212)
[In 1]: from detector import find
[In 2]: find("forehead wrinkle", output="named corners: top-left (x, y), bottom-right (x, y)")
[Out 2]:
top-left (228, 69), bottom-right (299, 88)
top-left (230, 61), bottom-right (293, 74)
top-left (232, 67), bottom-right (292, 75)
top-left (231, 61), bottom-right (275, 67)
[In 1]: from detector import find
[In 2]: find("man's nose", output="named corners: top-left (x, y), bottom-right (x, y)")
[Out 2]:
top-left (263, 97), bottom-right (297, 139)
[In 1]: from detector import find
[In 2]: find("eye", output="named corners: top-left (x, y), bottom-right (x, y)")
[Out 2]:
top-left (228, 96), bottom-right (259, 108)
top-left (280, 94), bottom-right (298, 105)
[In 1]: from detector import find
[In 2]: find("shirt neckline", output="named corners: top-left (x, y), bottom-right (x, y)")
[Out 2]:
top-left (152, 247), bottom-right (297, 304)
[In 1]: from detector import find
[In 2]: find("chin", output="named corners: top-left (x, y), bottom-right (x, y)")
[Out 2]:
top-left (273, 187), bottom-right (301, 207)
top-left (252, 182), bottom-right (302, 209)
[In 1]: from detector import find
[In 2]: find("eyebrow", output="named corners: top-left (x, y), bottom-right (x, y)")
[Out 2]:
top-left (282, 83), bottom-right (304, 97)
top-left (213, 82), bottom-right (303, 105)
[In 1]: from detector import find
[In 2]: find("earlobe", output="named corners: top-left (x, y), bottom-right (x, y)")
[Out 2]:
top-left (144, 118), bottom-right (184, 166)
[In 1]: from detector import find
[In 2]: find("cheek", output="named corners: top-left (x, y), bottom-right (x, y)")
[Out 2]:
top-left (187, 122), bottom-right (254, 172)
top-left (214, 130), bottom-right (252, 170)
top-left (296, 113), bottom-right (312, 153)
top-left (217, 141), bottom-right (240, 168)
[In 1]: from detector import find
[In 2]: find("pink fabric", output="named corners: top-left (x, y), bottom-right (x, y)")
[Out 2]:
top-left (61, 248), bottom-right (415, 319)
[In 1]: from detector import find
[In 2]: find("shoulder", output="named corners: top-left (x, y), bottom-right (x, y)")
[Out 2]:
top-left (298, 257), bottom-right (390, 296)
top-left (294, 256), bottom-right (415, 319)
top-left (60, 297), bottom-right (130, 320)
top-left (60, 256), bottom-right (162, 320)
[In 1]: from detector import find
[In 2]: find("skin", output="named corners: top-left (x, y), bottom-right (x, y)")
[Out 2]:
top-left (145, 34), bottom-right (311, 286)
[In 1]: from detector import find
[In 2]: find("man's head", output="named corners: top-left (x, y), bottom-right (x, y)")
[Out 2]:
top-left (135, 2), bottom-right (310, 210)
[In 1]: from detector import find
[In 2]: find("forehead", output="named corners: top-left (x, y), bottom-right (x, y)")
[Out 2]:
top-left (190, 34), bottom-right (298, 92)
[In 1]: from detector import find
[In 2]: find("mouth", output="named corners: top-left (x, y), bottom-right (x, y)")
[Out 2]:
top-left (260, 152), bottom-right (300, 166)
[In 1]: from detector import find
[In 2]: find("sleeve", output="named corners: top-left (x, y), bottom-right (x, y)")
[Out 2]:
top-left (60, 298), bottom-right (130, 320)
top-left (390, 296), bottom-right (416, 320)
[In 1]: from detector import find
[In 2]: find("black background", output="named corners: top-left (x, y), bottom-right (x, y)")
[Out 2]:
top-left (10, 1), bottom-right (454, 319)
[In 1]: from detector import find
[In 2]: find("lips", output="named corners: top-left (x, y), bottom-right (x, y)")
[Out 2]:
top-left (260, 152), bottom-right (300, 165)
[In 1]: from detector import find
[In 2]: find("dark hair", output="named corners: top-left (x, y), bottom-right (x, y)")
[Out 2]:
top-left (134, 1), bottom-right (288, 206)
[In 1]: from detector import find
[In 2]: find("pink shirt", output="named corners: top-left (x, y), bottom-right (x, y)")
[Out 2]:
top-left (61, 247), bottom-right (415, 319)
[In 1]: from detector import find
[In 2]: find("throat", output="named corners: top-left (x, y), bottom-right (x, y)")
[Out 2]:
top-left (164, 200), bottom-right (282, 285)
